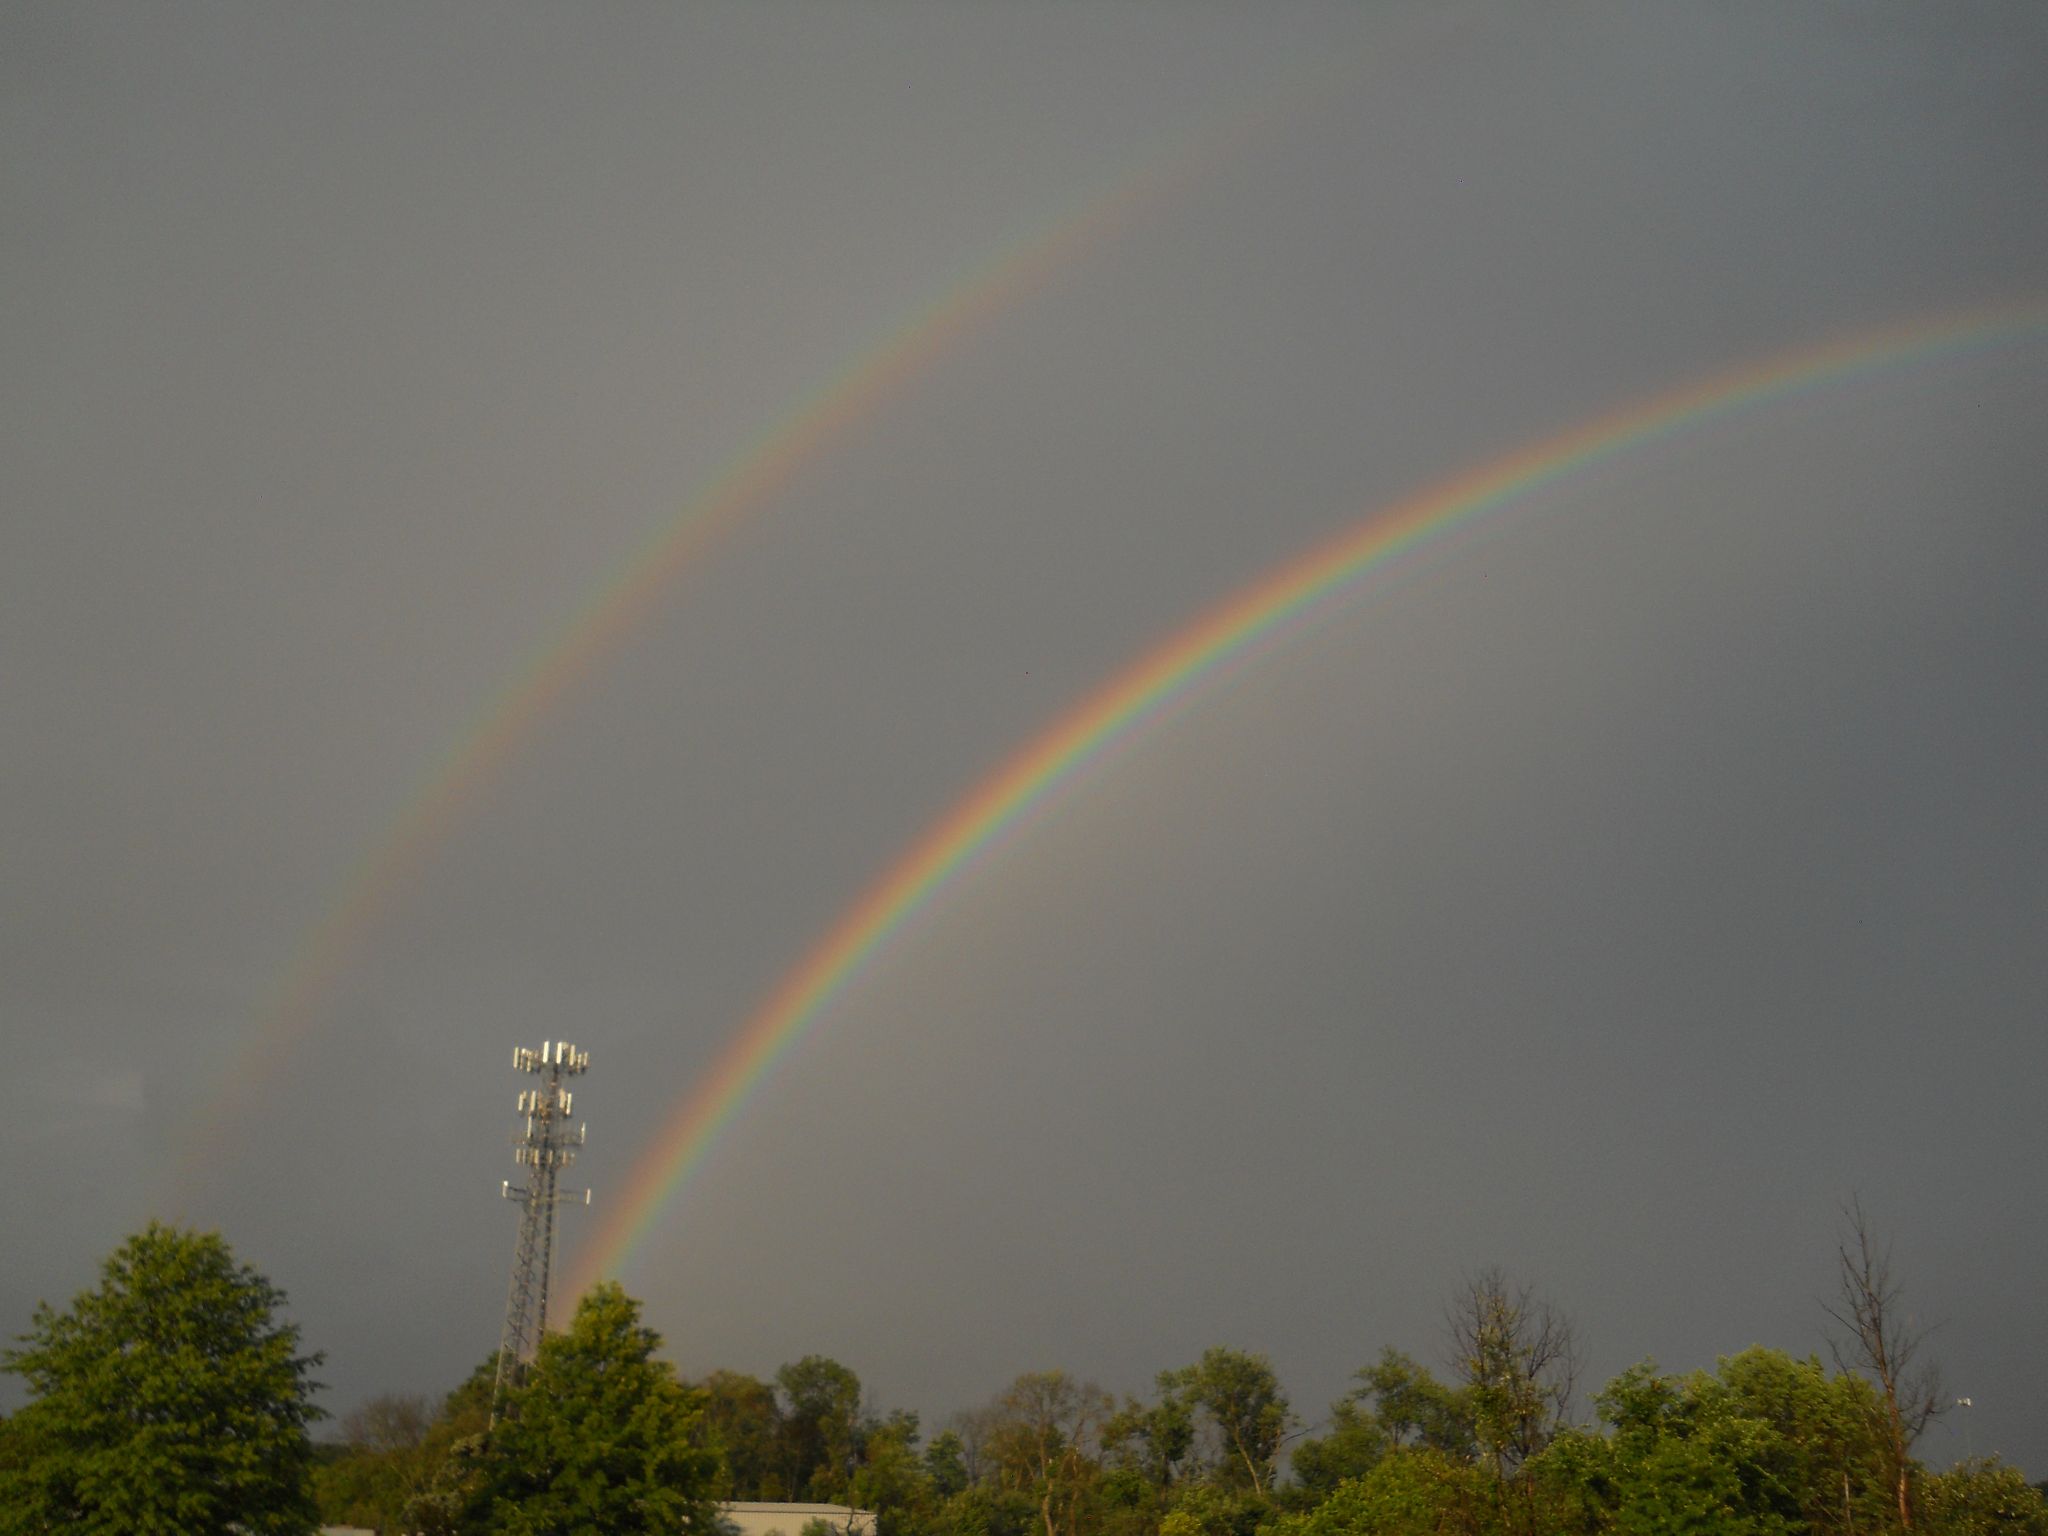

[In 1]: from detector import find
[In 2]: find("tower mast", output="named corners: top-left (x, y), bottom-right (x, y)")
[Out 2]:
top-left (492, 1039), bottom-right (589, 1420)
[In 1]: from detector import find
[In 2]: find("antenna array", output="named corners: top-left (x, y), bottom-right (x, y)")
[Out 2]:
top-left (492, 1039), bottom-right (590, 1419)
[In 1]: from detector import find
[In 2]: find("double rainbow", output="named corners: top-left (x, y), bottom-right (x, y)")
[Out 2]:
top-left (567, 298), bottom-right (2048, 1296)
top-left (170, 78), bottom-right (1305, 1183)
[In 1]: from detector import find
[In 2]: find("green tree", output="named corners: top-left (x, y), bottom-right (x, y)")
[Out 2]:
top-left (926, 1429), bottom-right (972, 1499)
top-left (1921, 1459), bottom-right (2048, 1536)
top-left (469, 1281), bottom-right (717, 1536)
top-left (779, 1354), bottom-right (869, 1501)
top-left (982, 1370), bottom-right (1112, 1536)
top-left (399, 1355), bottom-right (500, 1536)
top-left (1159, 1347), bottom-right (1293, 1497)
top-left (1704, 1348), bottom-right (1890, 1536)
top-left (1292, 1350), bottom-right (1476, 1501)
top-left (0, 1222), bottom-right (324, 1536)
top-left (854, 1408), bottom-right (934, 1536)
top-left (1529, 1350), bottom-right (1896, 1536)
top-left (1103, 1389), bottom-right (1195, 1493)
top-left (701, 1368), bottom-right (786, 1498)
top-left (313, 1392), bottom-right (435, 1534)
top-left (1360, 1350), bottom-right (1476, 1458)
top-left (1537, 1360), bottom-right (1805, 1536)
top-left (1269, 1448), bottom-right (1497, 1536)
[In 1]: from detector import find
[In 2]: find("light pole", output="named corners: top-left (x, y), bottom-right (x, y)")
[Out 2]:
top-left (1954, 1396), bottom-right (1973, 1464)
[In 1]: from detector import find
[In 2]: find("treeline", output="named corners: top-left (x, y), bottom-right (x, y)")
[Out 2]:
top-left (315, 1234), bottom-right (2047, 1536)
top-left (5, 1219), bottom-right (2044, 1536)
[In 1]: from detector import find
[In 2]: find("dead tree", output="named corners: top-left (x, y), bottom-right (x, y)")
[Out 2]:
top-left (1444, 1266), bottom-right (1579, 1478)
top-left (1822, 1198), bottom-right (1945, 1532)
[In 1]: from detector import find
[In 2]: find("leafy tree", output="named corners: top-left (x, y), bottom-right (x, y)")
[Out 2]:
top-left (926, 1429), bottom-right (972, 1499)
top-left (1158, 1347), bottom-right (1293, 1497)
top-left (982, 1370), bottom-right (1112, 1536)
top-left (468, 1281), bottom-right (717, 1536)
top-left (1269, 1447), bottom-right (1497, 1536)
top-left (1288, 1396), bottom-right (1388, 1504)
top-left (779, 1354), bottom-right (870, 1501)
top-left (853, 1408), bottom-right (932, 1536)
top-left (1360, 1349), bottom-right (1476, 1458)
top-left (945, 1480), bottom-right (1042, 1536)
top-left (1292, 1350), bottom-right (1475, 1501)
top-left (1537, 1359), bottom-right (1806, 1536)
top-left (702, 1368), bottom-right (787, 1498)
top-left (1156, 1481), bottom-right (1270, 1536)
top-left (1704, 1347), bottom-right (1890, 1536)
top-left (313, 1392), bottom-right (435, 1533)
top-left (395, 1356), bottom-right (499, 1536)
top-left (1529, 1350), bottom-right (1903, 1536)
top-left (1920, 1458), bottom-right (2048, 1536)
top-left (0, 1222), bottom-right (324, 1536)
top-left (1103, 1389), bottom-right (1196, 1493)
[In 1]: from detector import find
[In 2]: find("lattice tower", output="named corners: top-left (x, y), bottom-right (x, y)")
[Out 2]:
top-left (492, 1039), bottom-right (589, 1420)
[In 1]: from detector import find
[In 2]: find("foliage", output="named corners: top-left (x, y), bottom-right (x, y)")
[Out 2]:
top-left (703, 1367), bottom-right (789, 1498)
top-left (466, 1282), bottom-right (718, 1536)
top-left (1270, 1448), bottom-right (1497, 1536)
top-left (981, 1370), bottom-right (1114, 1536)
top-left (1158, 1348), bottom-right (1294, 1498)
top-left (779, 1353), bottom-right (871, 1502)
top-left (29, 1214), bottom-right (2026, 1536)
top-left (312, 1391), bottom-right (435, 1532)
top-left (1104, 1387), bottom-right (1197, 1494)
top-left (1921, 1459), bottom-right (2048, 1536)
top-left (1446, 1267), bottom-right (1577, 1479)
top-left (0, 1222), bottom-right (324, 1536)
top-left (927, 1429), bottom-right (972, 1499)
top-left (1291, 1350), bottom-right (1475, 1501)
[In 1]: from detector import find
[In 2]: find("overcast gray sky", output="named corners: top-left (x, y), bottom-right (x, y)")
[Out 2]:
top-left (6, 0), bottom-right (2047, 1472)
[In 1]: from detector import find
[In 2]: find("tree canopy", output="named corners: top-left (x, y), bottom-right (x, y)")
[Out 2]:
top-left (0, 1222), bottom-right (323, 1536)
top-left (465, 1281), bottom-right (718, 1536)
top-left (16, 1217), bottom-right (2031, 1536)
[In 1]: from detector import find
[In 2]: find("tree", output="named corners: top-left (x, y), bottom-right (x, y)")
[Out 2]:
top-left (1359, 1350), bottom-right (1475, 1458)
top-left (469, 1281), bottom-right (717, 1536)
top-left (1291, 1350), bottom-right (1475, 1501)
top-left (394, 1356), bottom-right (498, 1536)
top-left (1159, 1348), bottom-right (1293, 1498)
top-left (1920, 1459), bottom-right (2048, 1536)
top-left (1445, 1268), bottom-right (1577, 1479)
top-left (1268, 1448), bottom-right (1494, 1536)
top-left (313, 1392), bottom-right (435, 1533)
top-left (1543, 1357), bottom-right (1810, 1536)
top-left (1102, 1388), bottom-right (1195, 1493)
top-left (926, 1429), bottom-right (971, 1499)
top-left (0, 1222), bottom-right (324, 1536)
top-left (778, 1354), bottom-right (870, 1502)
top-left (1825, 1199), bottom-right (1945, 1533)
top-left (700, 1368), bottom-right (786, 1498)
top-left (852, 1408), bottom-right (930, 1536)
top-left (1705, 1347), bottom-right (1890, 1536)
top-left (982, 1370), bottom-right (1112, 1536)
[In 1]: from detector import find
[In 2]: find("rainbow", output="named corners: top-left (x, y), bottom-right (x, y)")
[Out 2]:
top-left (170, 80), bottom-right (1315, 1185)
top-left (567, 298), bottom-right (2048, 1295)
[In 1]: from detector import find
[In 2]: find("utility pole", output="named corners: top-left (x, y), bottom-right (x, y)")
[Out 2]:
top-left (492, 1039), bottom-right (589, 1421)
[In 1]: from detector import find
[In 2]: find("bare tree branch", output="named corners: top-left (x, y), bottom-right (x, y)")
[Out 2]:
top-left (1823, 1197), bottom-right (1945, 1531)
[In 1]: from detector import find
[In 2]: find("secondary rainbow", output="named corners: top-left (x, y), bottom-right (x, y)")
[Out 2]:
top-left (171, 84), bottom-right (1304, 1184)
top-left (569, 298), bottom-right (2048, 1295)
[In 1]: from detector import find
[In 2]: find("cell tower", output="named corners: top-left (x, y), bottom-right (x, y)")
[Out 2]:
top-left (492, 1039), bottom-right (590, 1417)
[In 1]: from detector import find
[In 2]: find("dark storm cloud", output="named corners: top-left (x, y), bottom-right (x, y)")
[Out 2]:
top-left (4, 0), bottom-right (2045, 1476)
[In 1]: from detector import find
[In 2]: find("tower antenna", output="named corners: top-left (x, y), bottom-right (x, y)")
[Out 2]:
top-left (492, 1039), bottom-right (590, 1420)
